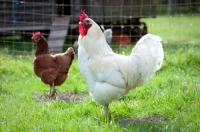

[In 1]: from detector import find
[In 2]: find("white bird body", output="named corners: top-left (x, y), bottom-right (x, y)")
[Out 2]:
top-left (78, 12), bottom-right (164, 113)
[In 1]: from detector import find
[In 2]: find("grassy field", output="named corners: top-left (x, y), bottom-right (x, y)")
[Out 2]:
top-left (0, 44), bottom-right (200, 131)
top-left (141, 14), bottom-right (200, 45)
top-left (0, 14), bottom-right (200, 131)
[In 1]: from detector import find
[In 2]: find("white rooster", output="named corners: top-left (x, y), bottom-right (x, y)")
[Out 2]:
top-left (78, 11), bottom-right (164, 114)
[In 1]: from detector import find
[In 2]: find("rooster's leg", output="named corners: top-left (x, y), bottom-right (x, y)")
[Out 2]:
top-left (48, 82), bottom-right (56, 97)
top-left (102, 104), bottom-right (109, 114)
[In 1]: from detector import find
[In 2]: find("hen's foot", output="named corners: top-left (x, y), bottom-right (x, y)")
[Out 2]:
top-left (48, 90), bottom-right (57, 97)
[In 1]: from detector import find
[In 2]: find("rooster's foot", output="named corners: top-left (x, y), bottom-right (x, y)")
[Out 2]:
top-left (102, 104), bottom-right (109, 114)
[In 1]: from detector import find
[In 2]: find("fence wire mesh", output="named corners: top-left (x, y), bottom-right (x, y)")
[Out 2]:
top-left (0, 0), bottom-right (199, 54)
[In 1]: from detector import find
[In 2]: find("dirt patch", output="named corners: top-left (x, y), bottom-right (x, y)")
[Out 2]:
top-left (33, 92), bottom-right (89, 103)
top-left (119, 116), bottom-right (166, 125)
top-left (58, 92), bottom-right (89, 102)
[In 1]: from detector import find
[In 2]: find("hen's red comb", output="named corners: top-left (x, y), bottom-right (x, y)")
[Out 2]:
top-left (33, 31), bottom-right (41, 37)
top-left (79, 10), bottom-right (88, 21)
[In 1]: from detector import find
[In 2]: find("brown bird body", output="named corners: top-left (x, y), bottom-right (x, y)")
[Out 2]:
top-left (32, 32), bottom-right (75, 96)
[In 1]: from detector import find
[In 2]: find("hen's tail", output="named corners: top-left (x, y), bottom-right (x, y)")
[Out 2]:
top-left (131, 34), bottom-right (164, 81)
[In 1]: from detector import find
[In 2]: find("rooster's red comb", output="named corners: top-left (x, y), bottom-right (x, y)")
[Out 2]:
top-left (79, 10), bottom-right (88, 21)
top-left (33, 31), bottom-right (41, 37)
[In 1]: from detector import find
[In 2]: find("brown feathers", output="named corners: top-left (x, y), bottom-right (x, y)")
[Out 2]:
top-left (32, 32), bottom-right (75, 96)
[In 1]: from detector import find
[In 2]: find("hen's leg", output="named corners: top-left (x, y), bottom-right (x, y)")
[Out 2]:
top-left (48, 82), bottom-right (56, 97)
top-left (51, 82), bottom-right (56, 96)
top-left (48, 85), bottom-right (52, 96)
top-left (102, 104), bottom-right (109, 114)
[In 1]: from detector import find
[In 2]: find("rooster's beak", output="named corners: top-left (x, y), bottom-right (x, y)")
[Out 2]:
top-left (79, 21), bottom-right (83, 25)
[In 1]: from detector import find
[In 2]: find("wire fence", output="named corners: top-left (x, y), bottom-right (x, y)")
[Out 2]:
top-left (0, 0), bottom-right (199, 54)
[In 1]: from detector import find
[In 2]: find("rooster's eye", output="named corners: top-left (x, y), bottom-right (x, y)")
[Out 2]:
top-left (86, 20), bottom-right (90, 23)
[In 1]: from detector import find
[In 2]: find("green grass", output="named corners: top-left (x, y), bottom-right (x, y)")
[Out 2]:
top-left (156, 5), bottom-right (200, 15)
top-left (141, 14), bottom-right (200, 45)
top-left (0, 14), bottom-right (200, 131)
top-left (0, 44), bottom-right (200, 131)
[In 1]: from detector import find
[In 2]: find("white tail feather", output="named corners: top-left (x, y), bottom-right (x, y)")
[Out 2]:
top-left (131, 34), bottom-right (164, 83)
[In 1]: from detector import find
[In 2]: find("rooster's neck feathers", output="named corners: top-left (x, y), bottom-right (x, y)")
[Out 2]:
top-left (78, 11), bottom-right (112, 57)
top-left (79, 21), bottom-right (112, 57)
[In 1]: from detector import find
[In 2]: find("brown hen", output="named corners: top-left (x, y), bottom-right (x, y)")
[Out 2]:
top-left (32, 31), bottom-right (75, 97)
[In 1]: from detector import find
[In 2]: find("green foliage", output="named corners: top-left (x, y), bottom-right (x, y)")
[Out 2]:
top-left (0, 44), bottom-right (200, 131)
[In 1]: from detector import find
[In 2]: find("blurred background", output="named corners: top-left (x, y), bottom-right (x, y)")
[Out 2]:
top-left (0, 0), bottom-right (199, 54)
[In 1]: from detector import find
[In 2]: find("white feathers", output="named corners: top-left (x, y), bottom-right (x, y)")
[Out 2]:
top-left (78, 22), bottom-right (164, 106)
top-left (74, 28), bottom-right (112, 53)
top-left (101, 25), bottom-right (113, 44)
top-left (132, 34), bottom-right (164, 72)
top-left (103, 29), bottom-right (113, 44)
